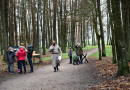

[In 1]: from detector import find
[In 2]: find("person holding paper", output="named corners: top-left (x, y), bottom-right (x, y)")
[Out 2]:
top-left (49, 40), bottom-right (62, 72)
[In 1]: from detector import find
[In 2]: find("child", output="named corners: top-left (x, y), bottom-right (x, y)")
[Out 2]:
top-left (17, 47), bottom-right (26, 74)
top-left (68, 47), bottom-right (72, 64)
top-left (8, 48), bottom-right (15, 74)
top-left (16, 49), bottom-right (20, 72)
top-left (73, 55), bottom-right (79, 65)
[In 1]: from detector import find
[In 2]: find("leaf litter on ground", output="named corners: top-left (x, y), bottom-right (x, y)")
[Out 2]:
top-left (89, 57), bottom-right (130, 90)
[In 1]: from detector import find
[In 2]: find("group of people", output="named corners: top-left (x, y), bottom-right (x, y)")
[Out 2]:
top-left (68, 43), bottom-right (83, 65)
top-left (49, 40), bottom-right (84, 72)
top-left (6, 43), bottom-right (33, 74)
top-left (6, 40), bottom-right (84, 74)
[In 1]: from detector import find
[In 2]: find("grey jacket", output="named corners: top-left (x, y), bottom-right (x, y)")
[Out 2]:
top-left (68, 50), bottom-right (72, 56)
top-left (49, 44), bottom-right (62, 67)
top-left (49, 44), bottom-right (62, 55)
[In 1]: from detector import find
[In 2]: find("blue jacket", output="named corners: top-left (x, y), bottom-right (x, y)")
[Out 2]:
top-left (68, 50), bottom-right (72, 56)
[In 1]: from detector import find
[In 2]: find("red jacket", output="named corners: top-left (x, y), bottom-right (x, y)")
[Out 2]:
top-left (17, 48), bottom-right (26, 61)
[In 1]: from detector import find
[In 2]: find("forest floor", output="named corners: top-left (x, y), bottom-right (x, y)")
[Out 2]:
top-left (0, 48), bottom-right (107, 90)
top-left (88, 45), bottom-right (130, 89)
top-left (89, 56), bottom-right (130, 90)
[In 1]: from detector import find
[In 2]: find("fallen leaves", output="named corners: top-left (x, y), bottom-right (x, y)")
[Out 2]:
top-left (89, 57), bottom-right (130, 89)
top-left (93, 58), bottom-right (118, 78)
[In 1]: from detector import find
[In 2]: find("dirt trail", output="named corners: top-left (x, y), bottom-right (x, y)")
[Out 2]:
top-left (0, 48), bottom-right (104, 90)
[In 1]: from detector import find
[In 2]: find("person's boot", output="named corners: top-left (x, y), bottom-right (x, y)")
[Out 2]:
top-left (28, 70), bottom-right (33, 73)
top-left (19, 72), bottom-right (22, 74)
top-left (56, 66), bottom-right (59, 71)
top-left (24, 70), bottom-right (26, 74)
top-left (54, 67), bottom-right (56, 72)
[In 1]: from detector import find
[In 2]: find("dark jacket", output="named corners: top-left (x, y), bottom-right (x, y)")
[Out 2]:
top-left (77, 45), bottom-right (83, 56)
top-left (8, 51), bottom-right (15, 63)
top-left (27, 45), bottom-right (33, 58)
top-left (75, 46), bottom-right (78, 55)
top-left (68, 50), bottom-right (72, 56)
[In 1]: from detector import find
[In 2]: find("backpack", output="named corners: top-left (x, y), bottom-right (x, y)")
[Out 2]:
top-left (73, 55), bottom-right (79, 61)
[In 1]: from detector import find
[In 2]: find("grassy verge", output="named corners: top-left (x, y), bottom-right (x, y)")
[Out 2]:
top-left (87, 41), bottom-right (108, 46)
top-left (83, 46), bottom-right (98, 51)
top-left (42, 46), bottom-right (98, 61)
top-left (88, 45), bottom-right (112, 59)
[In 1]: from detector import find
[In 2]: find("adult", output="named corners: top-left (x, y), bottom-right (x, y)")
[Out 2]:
top-left (19, 43), bottom-right (27, 51)
top-left (49, 41), bottom-right (62, 72)
top-left (17, 47), bottom-right (26, 74)
top-left (6, 47), bottom-right (11, 72)
top-left (27, 44), bottom-right (33, 73)
top-left (77, 43), bottom-right (83, 64)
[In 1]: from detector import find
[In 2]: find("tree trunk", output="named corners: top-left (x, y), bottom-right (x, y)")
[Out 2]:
top-left (97, 0), bottom-right (106, 57)
top-left (49, 0), bottom-right (52, 46)
top-left (14, 0), bottom-right (18, 46)
top-left (53, 0), bottom-right (57, 41)
top-left (112, 0), bottom-right (129, 77)
top-left (32, 0), bottom-right (37, 52)
top-left (92, 0), bottom-right (102, 60)
top-left (4, 0), bottom-right (9, 45)
top-left (9, 0), bottom-right (14, 46)
top-left (1, 0), bottom-right (8, 62)
top-left (42, 0), bottom-right (46, 55)
top-left (108, 0), bottom-right (117, 64)
top-left (61, 0), bottom-right (67, 53)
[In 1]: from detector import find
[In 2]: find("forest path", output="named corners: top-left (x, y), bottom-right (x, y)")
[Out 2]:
top-left (0, 48), bottom-right (104, 90)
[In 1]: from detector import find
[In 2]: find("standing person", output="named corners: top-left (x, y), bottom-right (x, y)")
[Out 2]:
top-left (68, 47), bottom-right (72, 64)
top-left (16, 49), bottom-right (20, 72)
top-left (19, 43), bottom-right (27, 51)
top-left (77, 43), bottom-right (83, 64)
top-left (17, 47), bottom-right (26, 74)
top-left (49, 41), bottom-right (62, 72)
top-left (27, 44), bottom-right (33, 73)
top-left (8, 48), bottom-right (15, 74)
top-left (19, 43), bottom-right (28, 64)
top-left (6, 47), bottom-right (11, 72)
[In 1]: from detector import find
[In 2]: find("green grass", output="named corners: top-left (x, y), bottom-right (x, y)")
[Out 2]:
top-left (89, 45), bottom-right (112, 59)
top-left (88, 41), bottom-right (108, 46)
top-left (42, 57), bottom-right (52, 61)
top-left (83, 46), bottom-right (98, 51)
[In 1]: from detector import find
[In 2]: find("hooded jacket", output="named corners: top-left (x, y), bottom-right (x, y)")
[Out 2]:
top-left (17, 48), bottom-right (26, 60)
top-left (8, 51), bottom-right (15, 63)
top-left (27, 45), bottom-right (33, 58)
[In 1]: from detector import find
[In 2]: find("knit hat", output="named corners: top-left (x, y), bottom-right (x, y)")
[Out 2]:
top-left (29, 45), bottom-right (32, 47)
